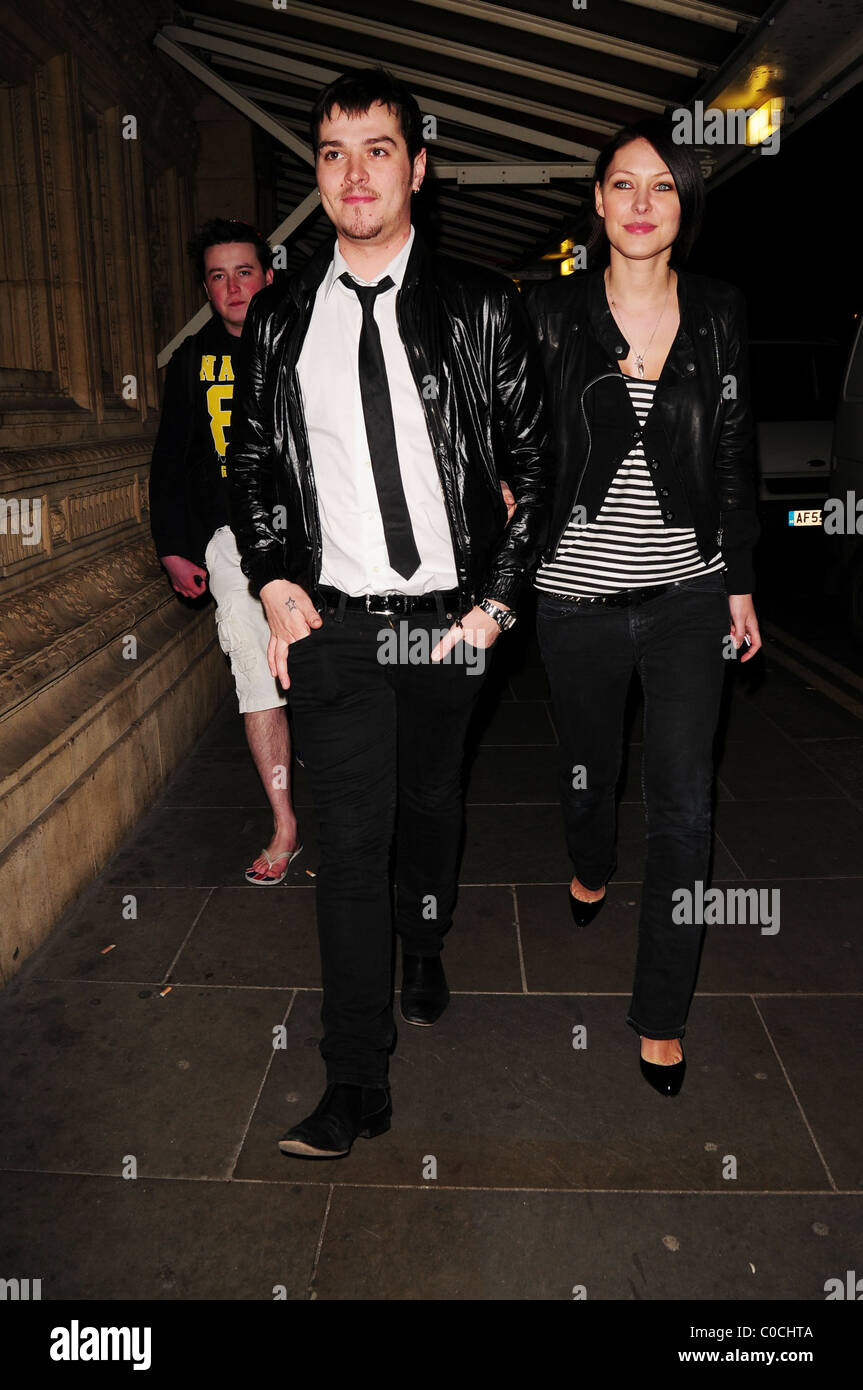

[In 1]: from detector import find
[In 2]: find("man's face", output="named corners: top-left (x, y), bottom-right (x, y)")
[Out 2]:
top-left (203, 241), bottom-right (273, 331)
top-left (315, 100), bottom-right (425, 245)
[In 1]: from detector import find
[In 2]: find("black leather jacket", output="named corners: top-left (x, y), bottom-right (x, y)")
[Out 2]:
top-left (524, 268), bottom-right (760, 594)
top-left (226, 229), bottom-right (552, 612)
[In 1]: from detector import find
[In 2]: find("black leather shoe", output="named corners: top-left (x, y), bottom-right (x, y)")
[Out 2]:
top-left (639, 1046), bottom-right (686, 1097)
top-left (568, 887), bottom-right (606, 927)
top-left (278, 1082), bottom-right (391, 1158)
top-left (400, 953), bottom-right (449, 1025)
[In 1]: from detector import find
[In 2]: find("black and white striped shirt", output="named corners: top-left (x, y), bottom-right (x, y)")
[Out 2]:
top-left (535, 377), bottom-right (724, 596)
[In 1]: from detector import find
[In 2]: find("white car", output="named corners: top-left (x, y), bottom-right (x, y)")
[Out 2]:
top-left (750, 339), bottom-right (844, 505)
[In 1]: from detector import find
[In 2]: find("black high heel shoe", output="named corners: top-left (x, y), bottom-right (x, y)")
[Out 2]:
top-left (639, 1044), bottom-right (686, 1097)
top-left (568, 886), bottom-right (606, 928)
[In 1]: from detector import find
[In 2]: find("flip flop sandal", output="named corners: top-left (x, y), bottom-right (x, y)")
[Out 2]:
top-left (244, 842), bottom-right (303, 886)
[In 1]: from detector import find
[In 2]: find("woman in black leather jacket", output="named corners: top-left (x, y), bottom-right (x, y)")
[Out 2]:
top-left (525, 118), bottom-right (761, 1096)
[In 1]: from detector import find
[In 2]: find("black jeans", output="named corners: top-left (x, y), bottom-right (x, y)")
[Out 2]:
top-left (536, 571), bottom-right (729, 1039)
top-left (286, 596), bottom-right (489, 1085)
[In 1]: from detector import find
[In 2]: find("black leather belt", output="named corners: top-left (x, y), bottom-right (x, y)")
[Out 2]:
top-left (540, 581), bottom-right (679, 608)
top-left (319, 584), bottom-right (461, 617)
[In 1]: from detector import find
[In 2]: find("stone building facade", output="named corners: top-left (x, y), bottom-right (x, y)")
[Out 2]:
top-left (0, 1), bottom-right (273, 981)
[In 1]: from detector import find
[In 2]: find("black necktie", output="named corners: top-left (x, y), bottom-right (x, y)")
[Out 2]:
top-left (339, 272), bottom-right (421, 581)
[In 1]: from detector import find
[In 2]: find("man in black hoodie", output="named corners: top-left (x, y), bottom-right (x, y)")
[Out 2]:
top-left (149, 219), bottom-right (301, 886)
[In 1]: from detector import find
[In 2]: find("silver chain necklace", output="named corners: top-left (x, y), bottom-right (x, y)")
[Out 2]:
top-left (605, 269), bottom-right (672, 379)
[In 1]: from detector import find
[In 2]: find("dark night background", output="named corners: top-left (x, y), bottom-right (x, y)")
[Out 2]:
top-left (692, 83), bottom-right (861, 348)
top-left (689, 83), bottom-right (862, 661)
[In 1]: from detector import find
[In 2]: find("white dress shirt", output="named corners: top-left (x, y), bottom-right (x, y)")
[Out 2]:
top-left (296, 224), bottom-right (458, 596)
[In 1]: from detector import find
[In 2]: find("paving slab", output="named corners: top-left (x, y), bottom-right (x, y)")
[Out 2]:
top-left (21, 886), bottom-right (211, 985)
top-left (757, 996), bottom-right (863, 1192)
top-left (170, 885), bottom-right (320, 988)
top-left (741, 666), bottom-right (863, 741)
top-left (462, 803), bottom-right (741, 884)
top-left (716, 732), bottom-right (842, 801)
top-left (714, 799), bottom-right (863, 878)
top-left (163, 749), bottom-right (315, 810)
top-left (804, 738), bottom-right (863, 799)
top-left (233, 992), bottom-right (831, 1193)
top-left (0, 980), bottom-right (290, 1180)
top-left (0, 1170), bottom-right (326, 1300)
top-left (314, 1188), bottom-right (862, 1300)
top-left (517, 880), bottom-right (863, 995)
top-left (104, 806), bottom-right (316, 887)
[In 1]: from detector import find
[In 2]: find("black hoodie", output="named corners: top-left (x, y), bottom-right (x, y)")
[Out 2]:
top-left (148, 314), bottom-right (242, 565)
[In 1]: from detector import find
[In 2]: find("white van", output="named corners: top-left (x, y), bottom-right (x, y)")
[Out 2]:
top-left (750, 339), bottom-right (844, 505)
top-left (831, 319), bottom-right (863, 639)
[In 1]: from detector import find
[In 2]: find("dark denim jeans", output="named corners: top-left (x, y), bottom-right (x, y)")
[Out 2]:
top-left (285, 598), bottom-right (489, 1086)
top-left (536, 571), bottom-right (729, 1039)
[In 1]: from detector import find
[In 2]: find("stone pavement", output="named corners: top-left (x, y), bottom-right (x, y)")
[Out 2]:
top-left (1, 619), bottom-right (862, 1301)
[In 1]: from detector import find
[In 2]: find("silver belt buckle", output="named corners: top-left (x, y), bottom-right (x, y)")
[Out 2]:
top-left (365, 593), bottom-right (397, 616)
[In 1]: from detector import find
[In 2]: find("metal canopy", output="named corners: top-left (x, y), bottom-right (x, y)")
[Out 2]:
top-left (155, 0), bottom-right (863, 344)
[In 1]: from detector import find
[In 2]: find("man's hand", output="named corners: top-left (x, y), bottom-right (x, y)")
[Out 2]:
top-left (728, 593), bottom-right (761, 664)
top-left (430, 601), bottom-right (509, 664)
top-left (500, 479), bottom-right (516, 523)
top-left (259, 578), bottom-right (323, 688)
top-left (161, 555), bottom-right (208, 598)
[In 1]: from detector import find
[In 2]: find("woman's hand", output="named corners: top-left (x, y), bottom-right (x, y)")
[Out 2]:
top-left (259, 578), bottom-right (322, 688)
top-left (728, 593), bottom-right (761, 664)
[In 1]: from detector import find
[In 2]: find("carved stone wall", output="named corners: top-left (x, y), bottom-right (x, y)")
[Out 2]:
top-left (0, 1), bottom-right (236, 984)
top-left (194, 93), bottom-right (259, 227)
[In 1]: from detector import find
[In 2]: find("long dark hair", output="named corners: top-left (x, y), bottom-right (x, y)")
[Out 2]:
top-left (587, 117), bottom-right (705, 266)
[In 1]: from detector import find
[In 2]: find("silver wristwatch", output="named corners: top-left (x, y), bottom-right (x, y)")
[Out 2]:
top-left (478, 598), bottom-right (517, 632)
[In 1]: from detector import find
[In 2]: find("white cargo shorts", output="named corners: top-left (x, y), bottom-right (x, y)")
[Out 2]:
top-left (204, 525), bottom-right (287, 713)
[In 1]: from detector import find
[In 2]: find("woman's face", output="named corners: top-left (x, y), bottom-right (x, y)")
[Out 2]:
top-left (595, 137), bottom-right (681, 262)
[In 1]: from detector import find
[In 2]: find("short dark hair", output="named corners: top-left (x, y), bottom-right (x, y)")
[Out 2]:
top-left (187, 218), bottom-right (273, 283)
top-left (309, 67), bottom-right (425, 163)
top-left (587, 117), bottom-right (705, 264)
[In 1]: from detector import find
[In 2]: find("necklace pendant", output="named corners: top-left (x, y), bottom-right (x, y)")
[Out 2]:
top-left (636, 356), bottom-right (644, 379)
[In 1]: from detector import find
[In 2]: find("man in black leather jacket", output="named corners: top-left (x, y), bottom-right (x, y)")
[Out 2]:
top-left (226, 68), bottom-right (551, 1158)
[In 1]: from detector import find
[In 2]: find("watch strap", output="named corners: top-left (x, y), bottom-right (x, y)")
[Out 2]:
top-left (479, 598), bottom-right (516, 631)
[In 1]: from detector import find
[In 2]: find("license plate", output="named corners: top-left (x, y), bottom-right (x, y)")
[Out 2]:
top-left (787, 509), bottom-right (822, 526)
